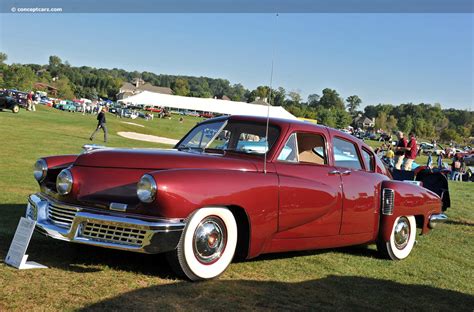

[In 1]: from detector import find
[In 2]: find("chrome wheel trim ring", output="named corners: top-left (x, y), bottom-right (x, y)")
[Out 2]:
top-left (192, 216), bottom-right (227, 264)
top-left (394, 217), bottom-right (410, 250)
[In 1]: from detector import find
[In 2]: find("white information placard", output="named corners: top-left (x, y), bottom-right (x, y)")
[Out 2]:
top-left (5, 217), bottom-right (47, 270)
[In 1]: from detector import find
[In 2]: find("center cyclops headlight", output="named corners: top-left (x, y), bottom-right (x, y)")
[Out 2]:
top-left (56, 169), bottom-right (73, 195)
top-left (33, 159), bottom-right (48, 182)
top-left (137, 174), bottom-right (157, 203)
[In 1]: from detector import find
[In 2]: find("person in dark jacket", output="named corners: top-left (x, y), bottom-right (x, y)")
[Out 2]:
top-left (90, 107), bottom-right (108, 143)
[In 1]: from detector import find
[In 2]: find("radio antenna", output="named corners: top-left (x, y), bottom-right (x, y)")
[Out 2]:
top-left (264, 13), bottom-right (278, 174)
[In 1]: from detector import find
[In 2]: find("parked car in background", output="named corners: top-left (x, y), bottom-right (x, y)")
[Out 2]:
top-left (40, 97), bottom-right (54, 106)
top-left (14, 90), bottom-right (28, 105)
top-left (0, 91), bottom-right (22, 113)
top-left (199, 112), bottom-right (214, 118)
top-left (120, 109), bottom-right (139, 119)
top-left (26, 116), bottom-right (448, 281)
top-left (181, 110), bottom-right (200, 117)
top-left (353, 130), bottom-right (365, 140)
top-left (379, 133), bottom-right (392, 142)
top-left (463, 154), bottom-right (474, 166)
top-left (145, 107), bottom-right (163, 113)
top-left (364, 132), bottom-right (377, 140)
top-left (419, 142), bottom-right (445, 155)
top-left (57, 100), bottom-right (77, 112)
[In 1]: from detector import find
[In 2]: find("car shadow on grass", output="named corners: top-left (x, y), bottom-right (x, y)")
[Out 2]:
top-left (0, 204), bottom-right (175, 278)
top-left (79, 275), bottom-right (474, 311)
top-left (445, 219), bottom-right (474, 227)
top-left (1, 204), bottom-right (380, 279)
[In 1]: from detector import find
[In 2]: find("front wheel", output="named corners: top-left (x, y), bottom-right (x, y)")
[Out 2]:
top-left (377, 215), bottom-right (416, 260)
top-left (167, 207), bottom-right (238, 281)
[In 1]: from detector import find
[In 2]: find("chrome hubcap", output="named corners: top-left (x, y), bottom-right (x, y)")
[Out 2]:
top-left (394, 217), bottom-right (410, 250)
top-left (193, 216), bottom-right (227, 264)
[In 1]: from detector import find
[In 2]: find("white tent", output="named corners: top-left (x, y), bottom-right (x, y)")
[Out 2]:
top-left (117, 91), bottom-right (297, 120)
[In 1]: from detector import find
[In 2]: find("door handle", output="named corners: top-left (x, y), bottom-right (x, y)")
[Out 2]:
top-left (341, 170), bottom-right (352, 175)
top-left (328, 170), bottom-right (340, 175)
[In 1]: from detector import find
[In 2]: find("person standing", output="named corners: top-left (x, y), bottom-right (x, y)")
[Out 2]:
top-left (451, 156), bottom-right (461, 180)
top-left (460, 157), bottom-right (466, 181)
top-left (90, 107), bottom-right (108, 143)
top-left (403, 132), bottom-right (418, 171)
top-left (394, 131), bottom-right (407, 170)
top-left (27, 91), bottom-right (33, 111)
top-left (30, 92), bottom-right (36, 111)
top-left (426, 152), bottom-right (434, 169)
top-left (386, 146), bottom-right (395, 167)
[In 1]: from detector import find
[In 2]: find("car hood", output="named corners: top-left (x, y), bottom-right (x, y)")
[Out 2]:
top-left (74, 148), bottom-right (258, 172)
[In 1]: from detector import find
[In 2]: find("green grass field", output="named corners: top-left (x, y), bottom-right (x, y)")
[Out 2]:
top-left (0, 106), bottom-right (473, 311)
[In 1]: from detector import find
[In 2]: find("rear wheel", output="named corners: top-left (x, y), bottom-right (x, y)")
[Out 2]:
top-left (12, 104), bottom-right (20, 113)
top-left (167, 207), bottom-right (237, 281)
top-left (377, 215), bottom-right (416, 260)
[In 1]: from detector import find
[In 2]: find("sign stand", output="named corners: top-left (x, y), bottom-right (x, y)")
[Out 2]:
top-left (5, 217), bottom-right (47, 270)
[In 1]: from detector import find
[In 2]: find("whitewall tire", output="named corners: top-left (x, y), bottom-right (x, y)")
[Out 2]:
top-left (377, 215), bottom-right (416, 260)
top-left (167, 207), bottom-right (238, 281)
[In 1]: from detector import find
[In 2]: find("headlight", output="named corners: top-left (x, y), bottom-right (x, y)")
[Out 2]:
top-left (56, 169), bottom-right (73, 195)
top-left (33, 159), bottom-right (48, 181)
top-left (137, 174), bottom-right (157, 203)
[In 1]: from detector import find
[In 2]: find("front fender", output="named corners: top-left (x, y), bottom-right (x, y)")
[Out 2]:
top-left (379, 180), bottom-right (442, 242)
top-left (39, 155), bottom-right (78, 191)
top-left (43, 155), bottom-right (78, 169)
top-left (147, 168), bottom-right (279, 258)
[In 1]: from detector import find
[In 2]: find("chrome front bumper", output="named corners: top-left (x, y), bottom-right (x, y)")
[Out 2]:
top-left (26, 193), bottom-right (185, 254)
top-left (428, 213), bottom-right (448, 229)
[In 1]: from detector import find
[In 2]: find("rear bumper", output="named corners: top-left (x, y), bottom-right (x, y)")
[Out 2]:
top-left (428, 213), bottom-right (448, 229)
top-left (26, 193), bottom-right (185, 254)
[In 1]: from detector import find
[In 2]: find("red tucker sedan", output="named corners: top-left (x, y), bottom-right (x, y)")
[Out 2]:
top-left (27, 115), bottom-right (448, 280)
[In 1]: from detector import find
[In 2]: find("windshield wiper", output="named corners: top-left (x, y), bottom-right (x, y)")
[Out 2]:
top-left (203, 148), bottom-right (225, 154)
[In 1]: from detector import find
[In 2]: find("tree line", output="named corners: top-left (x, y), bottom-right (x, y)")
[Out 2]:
top-left (0, 53), bottom-right (471, 143)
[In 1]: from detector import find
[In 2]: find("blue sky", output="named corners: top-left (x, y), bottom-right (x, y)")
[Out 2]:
top-left (0, 13), bottom-right (472, 109)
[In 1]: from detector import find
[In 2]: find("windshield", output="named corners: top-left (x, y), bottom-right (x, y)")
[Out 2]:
top-left (176, 119), bottom-right (280, 155)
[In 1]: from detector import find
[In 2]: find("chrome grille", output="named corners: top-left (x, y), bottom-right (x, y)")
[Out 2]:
top-left (79, 222), bottom-right (147, 247)
top-left (382, 188), bottom-right (395, 215)
top-left (47, 203), bottom-right (79, 228)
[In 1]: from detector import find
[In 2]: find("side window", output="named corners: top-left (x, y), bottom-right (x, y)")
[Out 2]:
top-left (297, 133), bottom-right (327, 165)
top-left (277, 133), bottom-right (298, 162)
top-left (277, 132), bottom-right (327, 165)
top-left (333, 137), bottom-right (363, 170)
top-left (362, 148), bottom-right (375, 171)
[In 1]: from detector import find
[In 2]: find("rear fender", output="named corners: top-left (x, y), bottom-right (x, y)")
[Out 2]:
top-left (379, 180), bottom-right (442, 242)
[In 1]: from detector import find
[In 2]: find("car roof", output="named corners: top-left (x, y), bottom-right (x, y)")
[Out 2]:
top-left (198, 115), bottom-right (375, 150)
top-left (201, 115), bottom-right (328, 132)
top-left (201, 115), bottom-right (366, 143)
